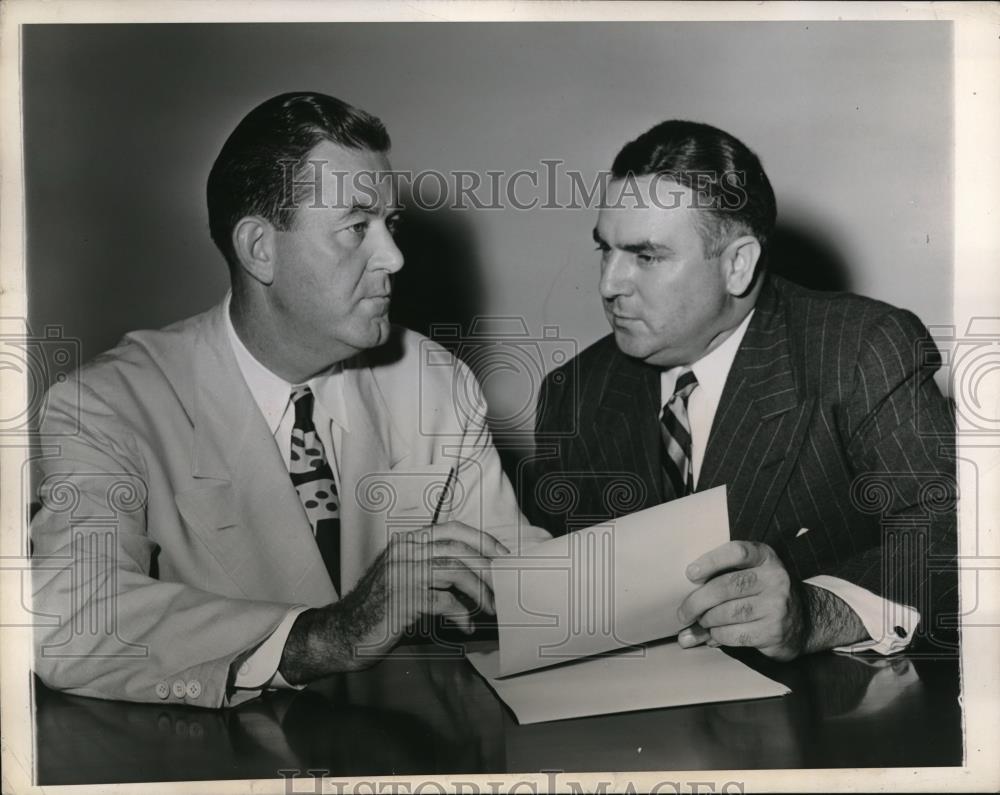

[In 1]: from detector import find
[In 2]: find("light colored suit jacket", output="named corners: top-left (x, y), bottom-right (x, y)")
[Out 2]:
top-left (31, 301), bottom-right (539, 706)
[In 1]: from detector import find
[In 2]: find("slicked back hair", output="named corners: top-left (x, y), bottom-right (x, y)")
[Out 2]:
top-left (207, 91), bottom-right (390, 270)
top-left (611, 120), bottom-right (776, 259)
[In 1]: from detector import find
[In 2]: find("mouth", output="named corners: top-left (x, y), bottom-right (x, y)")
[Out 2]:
top-left (609, 312), bottom-right (637, 326)
top-left (365, 295), bottom-right (392, 314)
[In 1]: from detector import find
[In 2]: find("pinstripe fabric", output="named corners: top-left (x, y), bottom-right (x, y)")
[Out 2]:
top-left (525, 275), bottom-right (957, 649)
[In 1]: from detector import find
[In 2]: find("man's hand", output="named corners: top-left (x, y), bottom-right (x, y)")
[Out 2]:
top-left (675, 540), bottom-right (871, 660)
top-left (278, 522), bottom-right (508, 683)
top-left (675, 540), bottom-right (808, 661)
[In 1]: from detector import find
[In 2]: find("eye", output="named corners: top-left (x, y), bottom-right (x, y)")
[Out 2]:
top-left (636, 252), bottom-right (664, 266)
top-left (386, 214), bottom-right (401, 235)
top-left (349, 221), bottom-right (369, 236)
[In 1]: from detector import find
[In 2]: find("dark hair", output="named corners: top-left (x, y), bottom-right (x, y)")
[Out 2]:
top-left (611, 120), bottom-right (776, 258)
top-left (207, 91), bottom-right (390, 269)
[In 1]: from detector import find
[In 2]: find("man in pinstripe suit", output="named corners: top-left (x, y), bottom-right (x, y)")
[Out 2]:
top-left (527, 120), bottom-right (956, 661)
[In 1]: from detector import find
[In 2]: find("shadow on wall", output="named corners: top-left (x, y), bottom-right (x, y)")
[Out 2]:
top-left (388, 201), bottom-right (538, 477)
top-left (767, 220), bottom-right (853, 293)
top-left (389, 201), bottom-right (485, 346)
top-left (390, 211), bottom-right (856, 485)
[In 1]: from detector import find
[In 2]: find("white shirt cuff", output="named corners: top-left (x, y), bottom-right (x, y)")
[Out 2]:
top-left (233, 606), bottom-right (310, 690)
top-left (805, 574), bottom-right (920, 655)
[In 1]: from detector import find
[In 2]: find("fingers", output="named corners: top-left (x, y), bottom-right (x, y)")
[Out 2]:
top-left (677, 567), bottom-right (765, 626)
top-left (678, 623), bottom-right (710, 649)
top-left (697, 596), bottom-right (763, 629)
top-left (685, 540), bottom-right (769, 584)
top-left (412, 521), bottom-right (511, 558)
top-left (426, 589), bottom-right (475, 634)
top-left (427, 540), bottom-right (496, 615)
top-left (398, 528), bottom-right (501, 588)
top-left (705, 620), bottom-right (770, 649)
top-left (384, 533), bottom-right (499, 615)
top-left (430, 561), bottom-right (495, 615)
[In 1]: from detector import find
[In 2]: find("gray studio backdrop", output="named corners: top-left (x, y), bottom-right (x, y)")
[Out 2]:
top-left (24, 22), bottom-right (953, 449)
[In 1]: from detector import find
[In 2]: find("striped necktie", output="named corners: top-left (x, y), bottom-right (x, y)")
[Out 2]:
top-left (660, 369), bottom-right (699, 501)
top-left (289, 385), bottom-right (341, 596)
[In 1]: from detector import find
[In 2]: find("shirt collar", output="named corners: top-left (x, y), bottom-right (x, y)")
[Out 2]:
top-left (660, 308), bottom-right (755, 407)
top-left (223, 292), bottom-right (349, 436)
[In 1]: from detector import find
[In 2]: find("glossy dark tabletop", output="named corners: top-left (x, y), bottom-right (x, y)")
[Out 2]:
top-left (35, 639), bottom-right (963, 785)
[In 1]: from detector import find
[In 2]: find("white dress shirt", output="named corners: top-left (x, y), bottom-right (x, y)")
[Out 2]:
top-left (225, 294), bottom-right (348, 690)
top-left (660, 309), bottom-right (919, 654)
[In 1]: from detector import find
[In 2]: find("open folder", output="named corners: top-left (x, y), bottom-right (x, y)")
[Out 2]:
top-left (467, 486), bottom-right (790, 723)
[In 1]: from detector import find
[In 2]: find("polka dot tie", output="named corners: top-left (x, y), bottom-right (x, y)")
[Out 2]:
top-left (660, 369), bottom-right (699, 502)
top-left (289, 385), bottom-right (341, 596)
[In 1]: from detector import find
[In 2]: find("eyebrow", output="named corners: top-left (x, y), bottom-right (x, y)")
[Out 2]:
top-left (592, 228), bottom-right (673, 255)
top-left (346, 199), bottom-right (403, 216)
top-left (349, 199), bottom-right (379, 215)
top-left (622, 241), bottom-right (673, 256)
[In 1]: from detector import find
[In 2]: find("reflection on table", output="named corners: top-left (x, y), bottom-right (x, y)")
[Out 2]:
top-left (35, 639), bottom-right (962, 785)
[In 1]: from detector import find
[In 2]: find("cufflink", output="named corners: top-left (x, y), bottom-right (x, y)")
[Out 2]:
top-left (186, 679), bottom-right (202, 699)
top-left (155, 681), bottom-right (170, 699)
top-left (894, 625), bottom-right (907, 638)
top-left (171, 680), bottom-right (187, 698)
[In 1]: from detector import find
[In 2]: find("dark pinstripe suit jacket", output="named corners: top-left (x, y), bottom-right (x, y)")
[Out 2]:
top-left (525, 274), bottom-right (957, 647)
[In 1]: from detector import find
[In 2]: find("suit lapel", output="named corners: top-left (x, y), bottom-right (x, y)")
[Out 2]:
top-left (177, 302), bottom-right (336, 606)
top-left (699, 277), bottom-right (817, 541)
top-left (336, 359), bottom-right (396, 594)
top-left (591, 346), bottom-right (664, 512)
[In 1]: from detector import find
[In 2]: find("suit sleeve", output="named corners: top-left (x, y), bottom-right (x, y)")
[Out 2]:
top-left (832, 308), bottom-right (957, 645)
top-left (442, 356), bottom-right (550, 550)
top-left (31, 380), bottom-right (294, 707)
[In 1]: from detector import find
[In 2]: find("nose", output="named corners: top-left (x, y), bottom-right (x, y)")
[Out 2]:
top-left (371, 223), bottom-right (404, 274)
top-left (598, 250), bottom-right (630, 301)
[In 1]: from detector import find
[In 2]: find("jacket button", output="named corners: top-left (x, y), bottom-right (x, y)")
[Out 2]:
top-left (155, 681), bottom-right (170, 699)
top-left (172, 680), bottom-right (187, 698)
top-left (186, 679), bottom-right (202, 699)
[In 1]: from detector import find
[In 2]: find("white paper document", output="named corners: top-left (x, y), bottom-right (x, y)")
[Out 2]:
top-left (466, 640), bottom-right (790, 725)
top-left (469, 486), bottom-right (790, 723)
top-left (491, 485), bottom-right (731, 676)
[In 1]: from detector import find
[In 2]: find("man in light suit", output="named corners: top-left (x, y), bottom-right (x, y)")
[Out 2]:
top-left (527, 120), bottom-right (956, 660)
top-left (31, 92), bottom-right (544, 707)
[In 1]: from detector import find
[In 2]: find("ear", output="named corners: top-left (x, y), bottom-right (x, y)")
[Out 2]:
top-left (720, 235), bottom-right (761, 297)
top-left (232, 216), bottom-right (277, 285)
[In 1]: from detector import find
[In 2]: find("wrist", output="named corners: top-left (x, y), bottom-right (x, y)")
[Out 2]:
top-left (278, 606), bottom-right (338, 684)
top-left (801, 583), bottom-right (867, 654)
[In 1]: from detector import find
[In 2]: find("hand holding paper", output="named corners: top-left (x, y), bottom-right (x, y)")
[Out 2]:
top-left (467, 487), bottom-right (790, 723)
top-left (677, 539), bottom-right (809, 659)
top-left (491, 486), bottom-right (731, 675)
